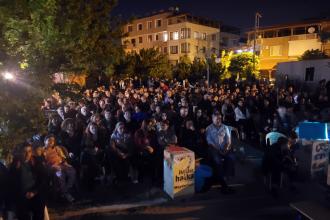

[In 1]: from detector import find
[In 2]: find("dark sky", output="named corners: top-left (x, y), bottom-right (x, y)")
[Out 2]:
top-left (113, 0), bottom-right (330, 31)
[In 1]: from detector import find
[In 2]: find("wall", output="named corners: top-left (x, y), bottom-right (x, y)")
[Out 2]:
top-left (276, 59), bottom-right (330, 90)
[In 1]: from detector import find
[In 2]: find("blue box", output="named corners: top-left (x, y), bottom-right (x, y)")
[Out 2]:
top-left (298, 122), bottom-right (328, 140)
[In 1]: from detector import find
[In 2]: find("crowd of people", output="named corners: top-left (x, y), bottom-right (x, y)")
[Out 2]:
top-left (1, 76), bottom-right (330, 220)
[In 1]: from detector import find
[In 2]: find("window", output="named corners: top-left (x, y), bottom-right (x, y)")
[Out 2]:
top-left (131, 38), bottom-right (136, 46)
top-left (147, 21), bottom-right (152, 30)
top-left (155, 34), bottom-right (159, 41)
top-left (181, 43), bottom-right (191, 53)
top-left (163, 47), bottom-right (168, 53)
top-left (201, 33), bottom-right (206, 40)
top-left (127, 25), bottom-right (133, 32)
top-left (163, 32), bottom-right (168, 41)
top-left (305, 67), bottom-right (315, 81)
top-left (170, 45), bottom-right (178, 54)
top-left (180, 28), bottom-right (191, 39)
top-left (147, 35), bottom-right (152, 42)
top-left (221, 37), bottom-right (229, 46)
top-left (278, 28), bottom-right (291, 37)
top-left (138, 36), bottom-right (143, 44)
top-left (270, 45), bottom-right (282, 56)
top-left (264, 30), bottom-right (276, 38)
top-left (170, 32), bottom-right (179, 40)
top-left (173, 32), bottom-right (179, 40)
top-left (293, 27), bottom-right (306, 35)
top-left (196, 46), bottom-right (199, 53)
top-left (137, 23), bottom-right (143, 31)
top-left (201, 47), bottom-right (206, 53)
top-left (156, 19), bottom-right (162, 28)
top-left (194, 31), bottom-right (199, 39)
top-left (212, 34), bottom-right (216, 41)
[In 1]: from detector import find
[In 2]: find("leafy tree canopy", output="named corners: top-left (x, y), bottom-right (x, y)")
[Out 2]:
top-left (299, 49), bottom-right (329, 61)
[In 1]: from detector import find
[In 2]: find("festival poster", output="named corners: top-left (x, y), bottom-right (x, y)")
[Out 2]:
top-left (311, 141), bottom-right (330, 178)
top-left (164, 146), bottom-right (195, 199)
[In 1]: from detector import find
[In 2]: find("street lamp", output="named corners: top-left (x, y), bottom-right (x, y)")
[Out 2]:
top-left (2, 72), bottom-right (15, 81)
top-left (199, 49), bottom-right (220, 93)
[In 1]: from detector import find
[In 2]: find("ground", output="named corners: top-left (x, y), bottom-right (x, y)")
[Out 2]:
top-left (50, 143), bottom-right (329, 220)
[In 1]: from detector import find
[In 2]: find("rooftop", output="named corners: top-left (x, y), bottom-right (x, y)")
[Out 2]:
top-left (246, 18), bottom-right (330, 33)
top-left (126, 7), bottom-right (220, 29)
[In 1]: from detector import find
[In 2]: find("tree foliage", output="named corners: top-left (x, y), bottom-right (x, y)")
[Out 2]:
top-left (0, 0), bottom-right (123, 156)
top-left (228, 52), bottom-right (259, 79)
top-left (0, 0), bottom-right (123, 75)
top-left (299, 49), bottom-right (329, 61)
top-left (115, 48), bottom-right (172, 80)
top-left (174, 55), bottom-right (192, 80)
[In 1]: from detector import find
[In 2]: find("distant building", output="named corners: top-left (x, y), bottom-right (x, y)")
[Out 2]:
top-left (219, 25), bottom-right (241, 51)
top-left (276, 59), bottom-right (330, 91)
top-left (246, 19), bottom-right (330, 77)
top-left (122, 8), bottom-right (220, 64)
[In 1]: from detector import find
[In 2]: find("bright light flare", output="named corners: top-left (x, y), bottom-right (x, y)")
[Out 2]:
top-left (3, 72), bottom-right (15, 81)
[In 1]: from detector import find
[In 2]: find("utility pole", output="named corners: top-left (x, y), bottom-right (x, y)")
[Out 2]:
top-left (253, 12), bottom-right (262, 72)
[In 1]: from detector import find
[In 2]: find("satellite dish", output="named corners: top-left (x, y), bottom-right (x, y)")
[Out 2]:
top-left (308, 27), bottom-right (316, 34)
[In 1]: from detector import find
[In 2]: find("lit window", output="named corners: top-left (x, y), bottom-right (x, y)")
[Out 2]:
top-left (173, 32), bottom-right (179, 40)
top-left (202, 33), bottom-right (206, 40)
top-left (163, 32), bottom-right (168, 42)
top-left (181, 28), bottom-right (191, 39)
top-left (194, 32), bottom-right (199, 39)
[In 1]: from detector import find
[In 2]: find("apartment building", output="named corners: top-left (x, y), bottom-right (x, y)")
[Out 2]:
top-left (219, 25), bottom-right (241, 50)
top-left (246, 19), bottom-right (330, 75)
top-left (122, 10), bottom-right (220, 64)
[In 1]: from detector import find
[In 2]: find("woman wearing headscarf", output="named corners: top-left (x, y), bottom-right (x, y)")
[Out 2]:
top-left (80, 122), bottom-right (106, 190)
top-left (110, 122), bottom-right (134, 183)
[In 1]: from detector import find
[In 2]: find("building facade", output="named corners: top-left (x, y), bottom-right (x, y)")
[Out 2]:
top-left (122, 10), bottom-right (220, 64)
top-left (276, 59), bottom-right (330, 91)
top-left (219, 25), bottom-right (241, 51)
top-left (246, 19), bottom-right (330, 75)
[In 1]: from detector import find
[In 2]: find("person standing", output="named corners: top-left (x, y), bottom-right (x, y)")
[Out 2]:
top-left (9, 144), bottom-right (48, 220)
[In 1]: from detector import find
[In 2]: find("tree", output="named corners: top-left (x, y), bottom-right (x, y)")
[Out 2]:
top-left (190, 58), bottom-right (206, 82)
top-left (114, 52), bottom-right (138, 79)
top-left (208, 55), bottom-right (223, 82)
top-left (219, 50), bottom-right (233, 80)
top-left (174, 55), bottom-right (191, 80)
top-left (0, 0), bottom-right (124, 156)
top-left (299, 49), bottom-right (329, 60)
top-left (135, 48), bottom-right (172, 79)
top-left (228, 52), bottom-right (259, 79)
top-left (0, 0), bottom-right (124, 76)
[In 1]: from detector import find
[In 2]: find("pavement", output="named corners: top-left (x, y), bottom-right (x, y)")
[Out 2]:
top-left (49, 143), bottom-right (330, 220)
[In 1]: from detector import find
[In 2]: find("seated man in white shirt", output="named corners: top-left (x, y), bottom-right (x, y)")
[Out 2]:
top-left (206, 112), bottom-right (235, 194)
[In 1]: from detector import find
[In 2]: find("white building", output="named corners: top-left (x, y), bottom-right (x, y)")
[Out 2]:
top-left (276, 59), bottom-right (330, 90)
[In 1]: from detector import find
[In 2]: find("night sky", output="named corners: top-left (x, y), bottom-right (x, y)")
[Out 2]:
top-left (113, 0), bottom-right (330, 31)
